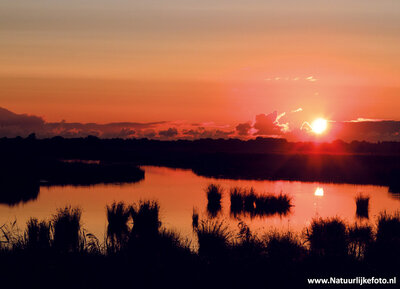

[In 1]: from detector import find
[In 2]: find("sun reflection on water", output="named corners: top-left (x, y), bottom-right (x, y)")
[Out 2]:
top-left (314, 187), bottom-right (324, 197)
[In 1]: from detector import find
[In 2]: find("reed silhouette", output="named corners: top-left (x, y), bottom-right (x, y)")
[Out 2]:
top-left (0, 203), bottom-right (399, 289)
top-left (305, 217), bottom-right (348, 258)
top-left (205, 184), bottom-right (223, 218)
top-left (233, 221), bottom-right (265, 260)
top-left (230, 187), bottom-right (292, 218)
top-left (265, 231), bottom-right (305, 264)
top-left (25, 218), bottom-right (51, 251)
top-left (192, 207), bottom-right (199, 229)
top-left (106, 202), bottom-right (131, 252)
top-left (366, 211), bottom-right (400, 270)
top-left (347, 223), bottom-right (372, 260)
top-left (195, 219), bottom-right (231, 259)
top-left (355, 193), bottom-right (370, 219)
top-left (52, 206), bottom-right (83, 253)
top-left (130, 200), bottom-right (161, 239)
top-left (229, 187), bottom-right (245, 217)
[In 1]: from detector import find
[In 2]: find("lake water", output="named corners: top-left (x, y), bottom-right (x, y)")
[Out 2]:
top-left (0, 166), bottom-right (399, 241)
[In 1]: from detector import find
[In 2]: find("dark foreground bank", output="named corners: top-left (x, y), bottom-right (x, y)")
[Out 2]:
top-left (1, 201), bottom-right (399, 289)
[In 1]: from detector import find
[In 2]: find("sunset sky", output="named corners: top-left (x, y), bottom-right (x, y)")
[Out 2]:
top-left (1, 0), bottom-right (400, 141)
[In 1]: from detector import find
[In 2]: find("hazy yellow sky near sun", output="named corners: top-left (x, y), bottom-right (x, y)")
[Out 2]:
top-left (0, 0), bottom-right (399, 124)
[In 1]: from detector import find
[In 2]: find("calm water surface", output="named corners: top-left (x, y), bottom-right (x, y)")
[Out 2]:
top-left (0, 166), bottom-right (399, 240)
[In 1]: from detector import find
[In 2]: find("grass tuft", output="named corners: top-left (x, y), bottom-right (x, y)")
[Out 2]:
top-left (265, 231), bottom-right (304, 263)
top-left (305, 217), bottom-right (348, 258)
top-left (131, 200), bottom-right (161, 238)
top-left (348, 223), bottom-right (372, 259)
top-left (195, 219), bottom-right (231, 258)
top-left (106, 201), bottom-right (131, 252)
top-left (206, 184), bottom-right (223, 218)
top-left (230, 187), bottom-right (292, 218)
top-left (52, 206), bottom-right (82, 252)
top-left (25, 218), bottom-right (51, 250)
top-left (355, 193), bottom-right (370, 219)
top-left (192, 207), bottom-right (199, 229)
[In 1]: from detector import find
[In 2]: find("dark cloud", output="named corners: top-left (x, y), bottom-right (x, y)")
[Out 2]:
top-left (236, 122), bottom-right (252, 136)
top-left (43, 121), bottom-right (158, 139)
top-left (2, 107), bottom-right (400, 142)
top-left (0, 107), bottom-right (45, 137)
top-left (332, 120), bottom-right (400, 142)
top-left (182, 127), bottom-right (234, 139)
top-left (0, 107), bottom-right (165, 138)
top-left (141, 129), bottom-right (157, 139)
top-left (234, 112), bottom-right (285, 137)
top-left (0, 107), bottom-right (44, 127)
top-left (214, 130), bottom-right (234, 139)
top-left (103, 128), bottom-right (136, 139)
top-left (159, 128), bottom-right (178, 138)
top-left (253, 111), bottom-right (282, 135)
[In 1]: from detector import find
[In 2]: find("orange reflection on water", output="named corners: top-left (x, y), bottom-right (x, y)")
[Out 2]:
top-left (0, 166), bottom-right (398, 241)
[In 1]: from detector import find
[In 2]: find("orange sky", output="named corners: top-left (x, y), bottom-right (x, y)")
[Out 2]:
top-left (1, 0), bottom-right (400, 128)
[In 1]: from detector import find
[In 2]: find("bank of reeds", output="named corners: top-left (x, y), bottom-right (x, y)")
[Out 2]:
top-left (230, 187), bottom-right (292, 218)
top-left (1, 201), bottom-right (399, 289)
top-left (367, 211), bottom-right (400, 269)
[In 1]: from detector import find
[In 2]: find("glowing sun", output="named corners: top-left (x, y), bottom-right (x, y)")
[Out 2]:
top-left (311, 118), bottom-right (328, 134)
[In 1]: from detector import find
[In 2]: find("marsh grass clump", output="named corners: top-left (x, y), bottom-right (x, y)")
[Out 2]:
top-left (347, 223), bottom-right (372, 259)
top-left (355, 193), bottom-right (370, 219)
top-left (233, 221), bottom-right (265, 258)
top-left (82, 231), bottom-right (101, 254)
top-left (376, 211), bottom-right (400, 243)
top-left (243, 187), bottom-right (257, 212)
top-left (265, 231), bottom-right (304, 263)
top-left (254, 192), bottom-right (292, 217)
top-left (25, 218), bottom-right (51, 250)
top-left (52, 206), bottom-right (82, 252)
top-left (192, 208), bottom-right (199, 229)
top-left (131, 200), bottom-right (161, 238)
top-left (0, 220), bottom-right (23, 250)
top-left (367, 211), bottom-right (400, 267)
top-left (206, 184), bottom-right (223, 217)
top-left (305, 217), bottom-right (348, 258)
top-left (106, 202), bottom-right (131, 252)
top-left (230, 187), bottom-right (244, 217)
top-left (230, 187), bottom-right (292, 218)
top-left (195, 219), bottom-right (232, 258)
top-left (157, 228), bottom-right (192, 257)
top-left (206, 184), bottom-right (223, 204)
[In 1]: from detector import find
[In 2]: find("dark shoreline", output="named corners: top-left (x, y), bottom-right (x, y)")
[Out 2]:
top-left (1, 136), bottom-right (400, 205)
